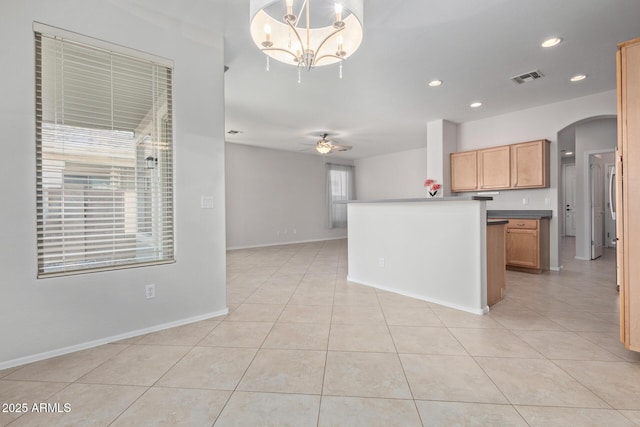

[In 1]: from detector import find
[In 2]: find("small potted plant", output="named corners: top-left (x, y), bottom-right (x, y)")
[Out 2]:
top-left (424, 179), bottom-right (441, 197)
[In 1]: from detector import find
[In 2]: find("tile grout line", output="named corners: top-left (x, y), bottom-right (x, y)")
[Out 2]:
top-left (318, 240), bottom-right (340, 426)
top-left (375, 287), bottom-right (426, 426)
top-left (211, 243), bottom-right (303, 426)
top-left (213, 241), bottom-right (327, 426)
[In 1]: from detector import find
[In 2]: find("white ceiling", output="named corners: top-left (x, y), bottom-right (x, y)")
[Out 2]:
top-left (222, 0), bottom-right (640, 159)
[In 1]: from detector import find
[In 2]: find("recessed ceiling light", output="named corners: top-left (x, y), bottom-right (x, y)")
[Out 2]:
top-left (570, 74), bottom-right (587, 82)
top-left (428, 80), bottom-right (443, 87)
top-left (470, 102), bottom-right (482, 108)
top-left (541, 37), bottom-right (562, 48)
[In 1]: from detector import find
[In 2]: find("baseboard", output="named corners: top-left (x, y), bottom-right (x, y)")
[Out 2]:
top-left (0, 307), bottom-right (229, 370)
top-left (346, 275), bottom-right (489, 315)
top-left (574, 256), bottom-right (591, 261)
top-left (550, 265), bottom-right (562, 271)
top-left (227, 236), bottom-right (347, 251)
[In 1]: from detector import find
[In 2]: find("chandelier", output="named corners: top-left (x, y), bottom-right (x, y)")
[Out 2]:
top-left (249, 0), bottom-right (364, 82)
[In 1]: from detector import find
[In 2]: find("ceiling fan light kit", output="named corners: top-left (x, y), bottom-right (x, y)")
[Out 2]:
top-left (249, 0), bottom-right (364, 81)
top-left (314, 133), bottom-right (352, 154)
top-left (316, 140), bottom-right (333, 154)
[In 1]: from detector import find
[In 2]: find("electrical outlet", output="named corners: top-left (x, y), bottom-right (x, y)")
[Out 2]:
top-left (145, 284), bottom-right (155, 299)
top-left (545, 197), bottom-right (550, 205)
top-left (292, 228), bottom-right (297, 234)
top-left (379, 257), bottom-right (385, 267)
top-left (522, 197), bottom-right (529, 205)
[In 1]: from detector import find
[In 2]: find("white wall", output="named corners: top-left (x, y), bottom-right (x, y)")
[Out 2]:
top-left (0, 0), bottom-right (227, 367)
top-left (347, 200), bottom-right (488, 314)
top-left (355, 147), bottom-right (428, 200)
top-left (558, 125), bottom-right (577, 237)
top-left (426, 120), bottom-right (458, 197)
top-left (575, 119), bottom-right (617, 259)
top-left (225, 143), bottom-right (350, 249)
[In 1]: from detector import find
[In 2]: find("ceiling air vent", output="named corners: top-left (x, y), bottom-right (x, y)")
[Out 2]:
top-left (511, 70), bottom-right (544, 85)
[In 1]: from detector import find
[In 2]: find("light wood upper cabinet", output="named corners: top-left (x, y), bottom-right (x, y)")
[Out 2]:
top-left (478, 145), bottom-right (510, 189)
top-left (511, 140), bottom-right (550, 188)
top-left (450, 139), bottom-right (550, 192)
top-left (450, 151), bottom-right (478, 192)
top-left (617, 38), bottom-right (640, 352)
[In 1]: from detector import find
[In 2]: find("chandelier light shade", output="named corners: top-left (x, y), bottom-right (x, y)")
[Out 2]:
top-left (249, 0), bottom-right (364, 79)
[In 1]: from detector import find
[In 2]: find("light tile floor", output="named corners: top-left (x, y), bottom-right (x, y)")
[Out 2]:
top-left (2, 237), bottom-right (640, 426)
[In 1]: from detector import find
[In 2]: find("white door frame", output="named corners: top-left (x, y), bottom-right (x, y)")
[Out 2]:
top-left (590, 157), bottom-right (604, 259)
top-left (605, 162), bottom-right (617, 248)
top-left (582, 149), bottom-right (614, 260)
top-left (562, 163), bottom-right (576, 236)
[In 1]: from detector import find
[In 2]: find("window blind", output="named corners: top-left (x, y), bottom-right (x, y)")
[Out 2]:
top-left (326, 163), bottom-right (355, 228)
top-left (35, 29), bottom-right (174, 277)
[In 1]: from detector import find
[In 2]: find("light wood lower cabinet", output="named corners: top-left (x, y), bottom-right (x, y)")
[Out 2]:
top-left (487, 222), bottom-right (506, 306)
top-left (499, 218), bottom-right (549, 274)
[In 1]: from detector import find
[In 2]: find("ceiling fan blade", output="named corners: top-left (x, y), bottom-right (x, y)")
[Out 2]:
top-left (329, 144), bottom-right (352, 151)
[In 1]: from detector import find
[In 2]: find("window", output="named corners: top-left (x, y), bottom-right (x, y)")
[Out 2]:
top-left (326, 164), bottom-right (355, 228)
top-left (35, 24), bottom-right (174, 277)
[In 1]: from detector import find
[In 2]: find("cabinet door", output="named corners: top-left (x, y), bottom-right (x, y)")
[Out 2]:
top-left (511, 140), bottom-right (550, 188)
top-left (478, 146), bottom-right (510, 189)
top-left (451, 151), bottom-right (478, 192)
top-left (618, 38), bottom-right (640, 352)
top-left (486, 223), bottom-right (506, 306)
top-left (506, 229), bottom-right (539, 268)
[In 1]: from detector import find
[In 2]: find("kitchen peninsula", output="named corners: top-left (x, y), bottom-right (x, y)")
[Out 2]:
top-left (346, 196), bottom-right (498, 314)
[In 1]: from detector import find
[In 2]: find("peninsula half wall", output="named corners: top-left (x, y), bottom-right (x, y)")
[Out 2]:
top-left (346, 197), bottom-right (492, 314)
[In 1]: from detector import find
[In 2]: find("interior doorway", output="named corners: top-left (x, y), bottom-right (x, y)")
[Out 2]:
top-left (605, 163), bottom-right (617, 248)
top-left (556, 115), bottom-right (617, 262)
top-left (590, 155), bottom-right (605, 259)
top-left (587, 151), bottom-right (615, 259)
top-left (563, 163), bottom-right (576, 236)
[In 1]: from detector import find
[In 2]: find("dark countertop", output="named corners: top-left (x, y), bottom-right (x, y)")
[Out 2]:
top-left (487, 219), bottom-right (509, 225)
top-left (487, 210), bottom-right (552, 219)
top-left (339, 196), bottom-right (493, 204)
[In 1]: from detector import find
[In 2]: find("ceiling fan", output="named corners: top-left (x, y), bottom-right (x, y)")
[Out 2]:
top-left (313, 133), bottom-right (352, 154)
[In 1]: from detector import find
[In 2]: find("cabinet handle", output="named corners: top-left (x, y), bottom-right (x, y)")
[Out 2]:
top-left (517, 223), bottom-right (525, 226)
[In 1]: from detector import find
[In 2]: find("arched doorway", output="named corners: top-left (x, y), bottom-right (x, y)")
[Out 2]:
top-left (556, 115), bottom-right (617, 263)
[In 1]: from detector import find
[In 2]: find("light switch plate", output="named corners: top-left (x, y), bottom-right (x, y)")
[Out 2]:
top-left (201, 196), bottom-right (214, 209)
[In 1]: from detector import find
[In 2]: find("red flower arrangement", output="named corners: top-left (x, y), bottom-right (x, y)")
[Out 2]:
top-left (424, 179), bottom-right (441, 197)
